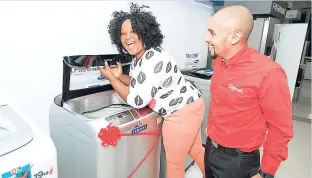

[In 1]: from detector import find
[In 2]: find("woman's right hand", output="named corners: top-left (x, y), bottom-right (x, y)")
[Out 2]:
top-left (111, 62), bottom-right (123, 78)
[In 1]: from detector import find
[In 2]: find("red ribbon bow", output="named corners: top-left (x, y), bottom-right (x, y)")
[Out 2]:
top-left (98, 122), bottom-right (161, 178)
top-left (98, 123), bottom-right (121, 147)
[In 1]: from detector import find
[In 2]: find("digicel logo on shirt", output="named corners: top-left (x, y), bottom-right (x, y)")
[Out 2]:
top-left (228, 84), bottom-right (244, 94)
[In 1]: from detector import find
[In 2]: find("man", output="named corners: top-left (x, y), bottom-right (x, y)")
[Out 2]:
top-left (204, 5), bottom-right (294, 178)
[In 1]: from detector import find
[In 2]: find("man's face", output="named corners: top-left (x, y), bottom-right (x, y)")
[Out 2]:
top-left (205, 18), bottom-right (232, 59)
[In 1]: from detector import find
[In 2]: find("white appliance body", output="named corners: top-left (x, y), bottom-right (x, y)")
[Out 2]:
top-left (248, 17), bottom-right (281, 55)
top-left (273, 23), bottom-right (309, 99)
top-left (50, 92), bottom-right (162, 178)
top-left (50, 91), bottom-right (162, 178)
top-left (0, 104), bottom-right (58, 178)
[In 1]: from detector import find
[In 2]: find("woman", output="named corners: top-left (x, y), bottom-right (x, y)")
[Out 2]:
top-left (100, 3), bottom-right (205, 178)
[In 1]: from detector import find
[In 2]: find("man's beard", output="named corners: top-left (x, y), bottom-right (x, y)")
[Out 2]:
top-left (209, 46), bottom-right (218, 60)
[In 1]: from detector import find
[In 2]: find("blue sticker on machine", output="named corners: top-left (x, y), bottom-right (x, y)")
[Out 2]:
top-left (1, 164), bottom-right (32, 178)
top-left (203, 69), bottom-right (212, 73)
top-left (97, 75), bottom-right (106, 80)
top-left (131, 124), bottom-right (148, 135)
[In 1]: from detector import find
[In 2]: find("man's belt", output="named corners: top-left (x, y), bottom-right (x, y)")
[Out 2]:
top-left (209, 137), bottom-right (258, 156)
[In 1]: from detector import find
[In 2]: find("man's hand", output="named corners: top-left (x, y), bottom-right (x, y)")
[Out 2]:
top-left (111, 62), bottom-right (123, 78)
top-left (100, 61), bottom-right (114, 80)
top-left (251, 173), bottom-right (262, 178)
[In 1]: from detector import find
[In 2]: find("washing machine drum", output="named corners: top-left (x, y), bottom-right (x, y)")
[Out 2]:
top-left (0, 105), bottom-right (34, 157)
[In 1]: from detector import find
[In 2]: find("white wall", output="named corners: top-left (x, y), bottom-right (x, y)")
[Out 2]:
top-left (0, 1), bottom-right (212, 135)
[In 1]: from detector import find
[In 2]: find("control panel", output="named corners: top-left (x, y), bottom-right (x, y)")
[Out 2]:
top-left (104, 107), bottom-right (154, 126)
top-left (105, 110), bottom-right (134, 125)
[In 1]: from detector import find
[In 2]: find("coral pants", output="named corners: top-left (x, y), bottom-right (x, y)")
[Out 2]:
top-left (162, 97), bottom-right (205, 178)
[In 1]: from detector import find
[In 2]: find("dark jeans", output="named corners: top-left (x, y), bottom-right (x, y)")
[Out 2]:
top-left (204, 137), bottom-right (260, 178)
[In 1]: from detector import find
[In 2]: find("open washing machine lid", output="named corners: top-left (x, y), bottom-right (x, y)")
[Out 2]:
top-left (0, 104), bottom-right (34, 157)
top-left (60, 54), bottom-right (132, 106)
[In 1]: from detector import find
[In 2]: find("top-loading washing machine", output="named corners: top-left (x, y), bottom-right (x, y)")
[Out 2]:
top-left (0, 100), bottom-right (58, 178)
top-left (49, 54), bottom-right (162, 178)
top-left (181, 68), bottom-right (213, 145)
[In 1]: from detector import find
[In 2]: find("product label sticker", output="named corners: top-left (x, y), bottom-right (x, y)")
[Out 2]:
top-left (1, 164), bottom-right (32, 178)
top-left (131, 124), bottom-right (147, 135)
top-left (33, 167), bottom-right (54, 178)
top-left (97, 75), bottom-right (106, 81)
top-left (85, 83), bottom-right (102, 88)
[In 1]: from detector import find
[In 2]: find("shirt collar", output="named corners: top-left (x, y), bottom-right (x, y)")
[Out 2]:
top-left (222, 44), bottom-right (250, 66)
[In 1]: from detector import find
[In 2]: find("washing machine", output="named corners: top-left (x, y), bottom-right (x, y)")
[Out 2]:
top-left (49, 55), bottom-right (162, 178)
top-left (0, 101), bottom-right (58, 178)
top-left (181, 67), bottom-right (213, 145)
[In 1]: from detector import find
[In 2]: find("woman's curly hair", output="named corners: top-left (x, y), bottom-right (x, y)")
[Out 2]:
top-left (108, 2), bottom-right (165, 54)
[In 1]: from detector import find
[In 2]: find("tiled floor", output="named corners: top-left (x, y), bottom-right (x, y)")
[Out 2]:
top-left (186, 80), bottom-right (312, 178)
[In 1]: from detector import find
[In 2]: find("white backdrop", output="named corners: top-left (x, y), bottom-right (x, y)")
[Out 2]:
top-left (0, 1), bottom-right (212, 134)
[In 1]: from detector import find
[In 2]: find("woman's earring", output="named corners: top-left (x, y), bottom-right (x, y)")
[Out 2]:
top-left (143, 43), bottom-right (146, 49)
top-left (122, 47), bottom-right (128, 54)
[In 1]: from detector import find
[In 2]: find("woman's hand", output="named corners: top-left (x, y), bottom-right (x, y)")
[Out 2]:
top-left (100, 61), bottom-right (129, 101)
top-left (111, 62), bottom-right (123, 78)
top-left (100, 61), bottom-right (115, 80)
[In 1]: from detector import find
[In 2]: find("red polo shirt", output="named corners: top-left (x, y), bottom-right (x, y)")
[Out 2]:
top-left (207, 44), bottom-right (294, 175)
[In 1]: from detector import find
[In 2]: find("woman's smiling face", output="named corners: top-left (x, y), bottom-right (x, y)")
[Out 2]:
top-left (120, 19), bottom-right (145, 59)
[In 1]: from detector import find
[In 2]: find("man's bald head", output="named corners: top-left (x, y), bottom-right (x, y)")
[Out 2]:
top-left (212, 5), bottom-right (254, 40)
top-left (205, 5), bottom-right (254, 59)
